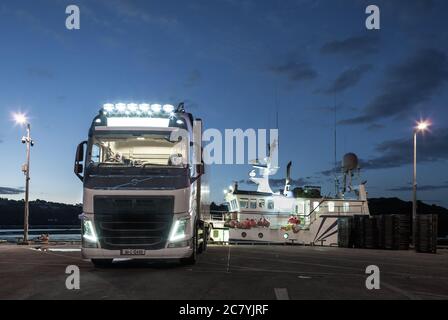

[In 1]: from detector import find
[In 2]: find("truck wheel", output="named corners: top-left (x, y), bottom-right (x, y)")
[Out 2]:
top-left (199, 225), bottom-right (209, 253)
top-left (91, 259), bottom-right (113, 268)
top-left (180, 227), bottom-right (197, 265)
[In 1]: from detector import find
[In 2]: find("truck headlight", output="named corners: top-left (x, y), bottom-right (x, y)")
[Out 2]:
top-left (169, 218), bottom-right (190, 242)
top-left (83, 220), bottom-right (98, 243)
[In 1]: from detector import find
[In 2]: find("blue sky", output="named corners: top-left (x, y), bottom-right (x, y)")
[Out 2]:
top-left (0, 0), bottom-right (447, 206)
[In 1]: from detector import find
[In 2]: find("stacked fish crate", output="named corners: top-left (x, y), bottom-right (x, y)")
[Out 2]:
top-left (415, 214), bottom-right (438, 254)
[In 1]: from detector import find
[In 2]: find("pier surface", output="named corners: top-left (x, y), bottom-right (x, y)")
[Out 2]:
top-left (0, 244), bottom-right (447, 300)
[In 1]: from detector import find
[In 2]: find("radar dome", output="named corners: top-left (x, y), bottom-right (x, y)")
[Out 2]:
top-left (343, 153), bottom-right (359, 172)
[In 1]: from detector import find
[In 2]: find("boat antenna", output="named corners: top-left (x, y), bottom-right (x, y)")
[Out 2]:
top-left (275, 90), bottom-right (279, 130)
top-left (333, 94), bottom-right (339, 197)
top-left (275, 86), bottom-right (279, 144)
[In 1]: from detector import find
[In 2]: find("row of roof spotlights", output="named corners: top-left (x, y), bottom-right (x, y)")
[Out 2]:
top-left (103, 103), bottom-right (175, 114)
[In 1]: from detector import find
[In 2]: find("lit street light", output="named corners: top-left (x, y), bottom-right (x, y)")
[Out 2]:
top-left (13, 113), bottom-right (27, 125)
top-left (13, 113), bottom-right (34, 245)
top-left (412, 120), bottom-right (430, 246)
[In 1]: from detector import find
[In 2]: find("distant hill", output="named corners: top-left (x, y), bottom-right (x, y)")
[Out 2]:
top-left (210, 202), bottom-right (229, 213)
top-left (1, 197), bottom-right (447, 236)
top-left (369, 197), bottom-right (448, 216)
top-left (0, 198), bottom-right (81, 227)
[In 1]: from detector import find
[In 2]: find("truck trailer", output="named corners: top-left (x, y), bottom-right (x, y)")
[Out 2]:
top-left (74, 102), bottom-right (209, 267)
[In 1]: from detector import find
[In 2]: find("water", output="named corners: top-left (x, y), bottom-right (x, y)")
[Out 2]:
top-left (0, 228), bottom-right (81, 242)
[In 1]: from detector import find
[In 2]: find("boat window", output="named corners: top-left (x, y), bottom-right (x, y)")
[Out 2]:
top-left (297, 201), bottom-right (305, 214)
top-left (295, 205), bottom-right (298, 214)
top-left (313, 201), bottom-right (320, 212)
top-left (258, 199), bottom-right (265, 208)
top-left (328, 201), bottom-right (335, 212)
top-left (232, 199), bottom-right (237, 210)
top-left (239, 198), bottom-right (249, 209)
top-left (267, 200), bottom-right (274, 210)
top-left (250, 199), bottom-right (257, 209)
top-left (343, 202), bottom-right (350, 213)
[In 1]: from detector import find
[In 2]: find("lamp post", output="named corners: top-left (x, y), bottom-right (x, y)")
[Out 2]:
top-left (14, 113), bottom-right (33, 245)
top-left (412, 120), bottom-right (430, 246)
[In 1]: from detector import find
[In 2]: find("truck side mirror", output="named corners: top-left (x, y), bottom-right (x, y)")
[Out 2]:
top-left (74, 141), bottom-right (87, 181)
top-left (74, 164), bottom-right (83, 174)
top-left (76, 142), bottom-right (85, 162)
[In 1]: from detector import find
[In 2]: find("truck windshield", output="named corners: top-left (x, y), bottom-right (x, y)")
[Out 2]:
top-left (88, 132), bottom-right (188, 168)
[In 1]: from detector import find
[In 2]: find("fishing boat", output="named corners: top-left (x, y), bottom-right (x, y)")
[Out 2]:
top-left (207, 143), bottom-right (370, 246)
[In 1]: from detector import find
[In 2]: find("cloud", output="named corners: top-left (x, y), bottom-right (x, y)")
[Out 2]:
top-left (387, 183), bottom-right (448, 192)
top-left (270, 60), bottom-right (317, 82)
top-left (340, 49), bottom-right (448, 125)
top-left (363, 128), bottom-right (448, 170)
top-left (366, 123), bottom-right (385, 131)
top-left (27, 67), bottom-right (54, 79)
top-left (312, 102), bottom-right (357, 113)
top-left (325, 64), bottom-right (372, 94)
top-left (363, 128), bottom-right (447, 172)
top-left (0, 187), bottom-right (24, 195)
top-left (319, 127), bottom-right (448, 175)
top-left (320, 35), bottom-right (380, 57)
top-left (184, 70), bottom-right (202, 88)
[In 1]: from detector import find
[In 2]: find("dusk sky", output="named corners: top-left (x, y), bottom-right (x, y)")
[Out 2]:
top-left (0, 0), bottom-right (447, 206)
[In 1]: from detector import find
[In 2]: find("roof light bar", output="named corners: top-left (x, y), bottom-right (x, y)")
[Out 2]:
top-left (151, 104), bottom-right (162, 113)
top-left (115, 103), bottom-right (126, 112)
top-left (139, 103), bottom-right (150, 112)
top-left (127, 103), bottom-right (138, 112)
top-left (103, 103), bottom-right (114, 112)
top-left (101, 102), bottom-right (178, 119)
top-left (163, 104), bottom-right (175, 113)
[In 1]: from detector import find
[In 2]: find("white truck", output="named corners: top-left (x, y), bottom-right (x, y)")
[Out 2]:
top-left (74, 102), bottom-right (209, 267)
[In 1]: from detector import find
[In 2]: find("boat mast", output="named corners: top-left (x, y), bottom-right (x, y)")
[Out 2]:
top-left (333, 95), bottom-right (340, 197)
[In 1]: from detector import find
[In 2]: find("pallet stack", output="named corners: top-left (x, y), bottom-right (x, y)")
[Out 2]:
top-left (353, 215), bottom-right (366, 248)
top-left (384, 215), bottom-right (398, 250)
top-left (415, 214), bottom-right (438, 254)
top-left (364, 217), bottom-right (378, 249)
top-left (339, 214), bottom-right (411, 251)
top-left (376, 215), bottom-right (386, 249)
top-left (337, 217), bottom-right (353, 248)
top-left (382, 215), bottom-right (410, 250)
top-left (397, 214), bottom-right (410, 250)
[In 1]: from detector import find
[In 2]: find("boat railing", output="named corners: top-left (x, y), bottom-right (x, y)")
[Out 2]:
top-left (205, 210), bottom-right (228, 222)
top-left (300, 200), bottom-right (367, 229)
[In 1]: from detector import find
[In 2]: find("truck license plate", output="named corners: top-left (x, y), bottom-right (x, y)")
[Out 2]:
top-left (121, 249), bottom-right (146, 256)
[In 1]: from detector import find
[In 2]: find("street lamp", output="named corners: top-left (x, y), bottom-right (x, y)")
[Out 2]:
top-left (412, 120), bottom-right (430, 246)
top-left (13, 113), bottom-right (34, 245)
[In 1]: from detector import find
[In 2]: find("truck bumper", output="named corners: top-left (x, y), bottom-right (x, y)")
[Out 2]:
top-left (82, 247), bottom-right (192, 260)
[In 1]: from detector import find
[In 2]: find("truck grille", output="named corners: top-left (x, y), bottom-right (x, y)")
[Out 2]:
top-left (93, 196), bottom-right (174, 250)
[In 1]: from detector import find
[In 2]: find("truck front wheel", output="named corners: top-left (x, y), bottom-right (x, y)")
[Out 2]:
top-left (198, 224), bottom-right (209, 254)
top-left (180, 227), bottom-right (197, 265)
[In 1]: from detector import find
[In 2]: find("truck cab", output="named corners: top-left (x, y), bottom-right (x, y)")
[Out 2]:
top-left (74, 103), bottom-right (208, 267)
